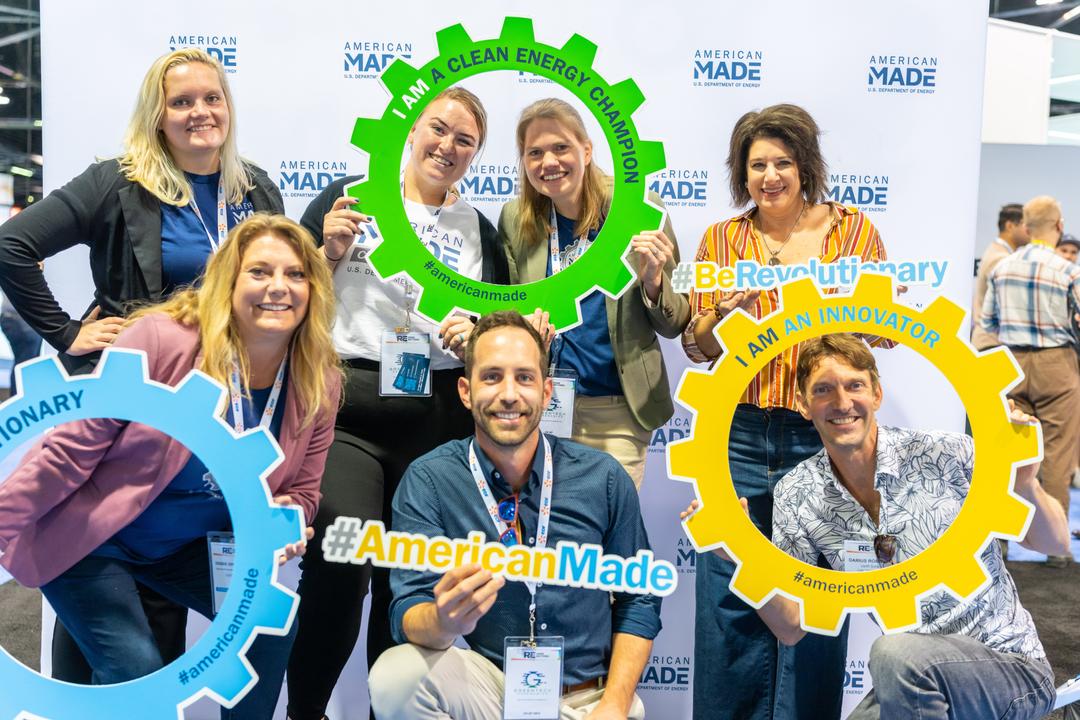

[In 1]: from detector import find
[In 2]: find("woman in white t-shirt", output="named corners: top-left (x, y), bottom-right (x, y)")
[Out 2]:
top-left (286, 86), bottom-right (509, 720)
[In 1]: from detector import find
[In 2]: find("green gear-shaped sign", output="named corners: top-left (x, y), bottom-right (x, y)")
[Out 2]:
top-left (349, 17), bottom-right (666, 330)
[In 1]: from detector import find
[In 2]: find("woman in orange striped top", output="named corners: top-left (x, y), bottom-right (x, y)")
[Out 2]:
top-left (683, 104), bottom-right (891, 720)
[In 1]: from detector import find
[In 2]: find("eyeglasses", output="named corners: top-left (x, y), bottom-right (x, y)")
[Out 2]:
top-left (874, 534), bottom-right (898, 566)
top-left (498, 494), bottom-right (524, 547)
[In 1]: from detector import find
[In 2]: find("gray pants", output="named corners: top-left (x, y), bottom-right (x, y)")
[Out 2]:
top-left (368, 644), bottom-right (645, 720)
top-left (848, 633), bottom-right (1055, 720)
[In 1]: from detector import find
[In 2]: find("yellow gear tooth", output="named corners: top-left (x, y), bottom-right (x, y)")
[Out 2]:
top-left (776, 277), bottom-right (822, 310)
top-left (683, 507), bottom-right (725, 548)
top-left (669, 272), bottom-right (1035, 634)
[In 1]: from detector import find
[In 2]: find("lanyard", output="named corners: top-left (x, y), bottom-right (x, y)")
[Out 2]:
top-left (188, 176), bottom-right (228, 253)
top-left (400, 175), bottom-right (450, 331)
top-left (228, 356), bottom-right (287, 433)
top-left (469, 434), bottom-right (553, 641)
top-left (547, 207), bottom-right (592, 369)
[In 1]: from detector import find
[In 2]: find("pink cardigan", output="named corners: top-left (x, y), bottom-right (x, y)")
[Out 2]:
top-left (0, 313), bottom-right (339, 587)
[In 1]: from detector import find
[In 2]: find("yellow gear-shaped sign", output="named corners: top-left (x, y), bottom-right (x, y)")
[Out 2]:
top-left (669, 273), bottom-right (1040, 634)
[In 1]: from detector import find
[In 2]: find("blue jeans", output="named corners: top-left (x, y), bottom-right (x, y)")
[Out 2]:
top-left (847, 633), bottom-right (1055, 719)
top-left (0, 307), bottom-right (41, 394)
top-left (694, 405), bottom-right (848, 720)
top-left (40, 540), bottom-right (295, 719)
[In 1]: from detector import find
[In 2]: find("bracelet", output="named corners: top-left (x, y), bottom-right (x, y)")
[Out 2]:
top-left (324, 247), bottom-right (344, 262)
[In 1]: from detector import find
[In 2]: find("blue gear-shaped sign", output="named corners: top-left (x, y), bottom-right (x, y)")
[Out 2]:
top-left (0, 350), bottom-right (301, 719)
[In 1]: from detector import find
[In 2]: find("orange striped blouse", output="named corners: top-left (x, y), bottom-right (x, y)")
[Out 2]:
top-left (682, 202), bottom-right (894, 410)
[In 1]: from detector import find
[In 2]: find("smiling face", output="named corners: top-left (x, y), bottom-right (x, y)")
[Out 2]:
top-left (158, 61), bottom-right (229, 173)
top-left (796, 356), bottom-right (882, 457)
top-left (405, 96), bottom-right (481, 195)
top-left (746, 136), bottom-right (802, 215)
top-left (1056, 242), bottom-right (1079, 264)
top-left (231, 234), bottom-right (310, 350)
top-left (522, 117), bottom-right (593, 217)
top-left (459, 326), bottom-right (553, 451)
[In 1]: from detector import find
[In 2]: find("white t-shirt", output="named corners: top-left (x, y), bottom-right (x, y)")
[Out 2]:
top-left (331, 196), bottom-right (485, 369)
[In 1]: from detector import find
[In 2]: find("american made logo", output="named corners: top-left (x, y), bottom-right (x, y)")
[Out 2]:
top-left (674, 537), bottom-right (696, 575)
top-left (168, 34), bottom-right (238, 73)
top-left (867, 54), bottom-right (937, 94)
top-left (827, 172), bottom-right (889, 213)
top-left (844, 659), bottom-right (869, 694)
top-left (277, 160), bottom-right (350, 199)
top-left (459, 162), bottom-right (520, 203)
top-left (648, 169), bottom-right (708, 208)
top-left (692, 48), bottom-right (762, 88)
top-left (638, 655), bottom-right (691, 691)
top-left (648, 414), bottom-right (691, 454)
top-left (344, 40), bottom-right (413, 79)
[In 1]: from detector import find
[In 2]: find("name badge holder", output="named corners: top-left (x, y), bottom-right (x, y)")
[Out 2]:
top-left (842, 538), bottom-right (882, 572)
top-left (540, 369), bottom-right (576, 439)
top-left (380, 330), bottom-right (432, 396)
top-left (502, 635), bottom-right (564, 719)
top-left (206, 531), bottom-right (235, 616)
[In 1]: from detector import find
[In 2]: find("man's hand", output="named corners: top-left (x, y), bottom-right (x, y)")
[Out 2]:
top-left (1008, 399), bottom-right (1042, 489)
top-left (273, 495), bottom-right (314, 564)
top-left (432, 563), bottom-right (505, 638)
top-left (67, 306), bottom-right (126, 356)
top-left (584, 698), bottom-right (628, 720)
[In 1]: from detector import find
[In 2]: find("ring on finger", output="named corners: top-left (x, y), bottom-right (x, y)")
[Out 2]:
top-left (457, 333), bottom-right (465, 345)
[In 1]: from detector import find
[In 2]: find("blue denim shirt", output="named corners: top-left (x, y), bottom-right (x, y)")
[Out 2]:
top-left (389, 434), bottom-right (662, 684)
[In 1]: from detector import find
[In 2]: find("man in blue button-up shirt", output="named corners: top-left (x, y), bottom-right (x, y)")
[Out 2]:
top-left (369, 310), bottom-right (661, 720)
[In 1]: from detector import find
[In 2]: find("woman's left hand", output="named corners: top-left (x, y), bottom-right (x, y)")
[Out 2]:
top-left (439, 314), bottom-right (476, 361)
top-left (273, 495), bottom-right (315, 564)
top-left (631, 230), bottom-right (675, 303)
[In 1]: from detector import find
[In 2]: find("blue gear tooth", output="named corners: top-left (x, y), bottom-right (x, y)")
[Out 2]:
top-left (499, 16), bottom-right (536, 45)
top-left (175, 372), bottom-right (228, 417)
top-left (560, 34), bottom-right (598, 67)
top-left (380, 58), bottom-right (424, 97)
top-left (606, 78), bottom-right (645, 115)
top-left (208, 655), bottom-right (257, 707)
top-left (11, 355), bottom-right (65, 390)
top-left (635, 140), bottom-right (667, 176)
top-left (231, 430), bottom-right (280, 474)
top-left (96, 348), bottom-right (148, 384)
top-left (435, 23), bottom-right (473, 55)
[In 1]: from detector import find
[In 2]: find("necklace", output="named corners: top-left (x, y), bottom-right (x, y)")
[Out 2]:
top-left (760, 202), bottom-right (806, 266)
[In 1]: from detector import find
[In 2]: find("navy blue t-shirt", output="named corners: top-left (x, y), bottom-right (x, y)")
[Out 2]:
top-left (94, 373), bottom-right (288, 563)
top-left (546, 213), bottom-right (621, 396)
top-left (160, 172), bottom-right (255, 293)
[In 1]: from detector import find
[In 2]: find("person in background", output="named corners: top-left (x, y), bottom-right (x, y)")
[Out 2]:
top-left (981, 195), bottom-right (1080, 567)
top-left (286, 86), bottom-right (510, 720)
top-left (0, 213), bottom-right (341, 718)
top-left (498, 98), bottom-right (689, 489)
top-left (1055, 233), bottom-right (1079, 264)
top-left (683, 103), bottom-right (895, 720)
top-left (972, 203), bottom-right (1028, 350)
top-left (0, 46), bottom-right (284, 680)
top-left (0, 294), bottom-right (41, 394)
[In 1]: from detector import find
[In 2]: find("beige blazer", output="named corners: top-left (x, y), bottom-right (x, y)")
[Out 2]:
top-left (498, 195), bottom-right (690, 431)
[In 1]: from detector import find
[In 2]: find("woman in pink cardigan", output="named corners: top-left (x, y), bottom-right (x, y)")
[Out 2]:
top-left (0, 213), bottom-right (341, 718)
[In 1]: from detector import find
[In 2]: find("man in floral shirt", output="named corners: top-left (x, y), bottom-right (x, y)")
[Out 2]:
top-left (690, 334), bottom-right (1071, 719)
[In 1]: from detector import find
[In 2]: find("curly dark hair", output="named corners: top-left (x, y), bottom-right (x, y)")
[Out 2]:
top-left (727, 103), bottom-right (827, 208)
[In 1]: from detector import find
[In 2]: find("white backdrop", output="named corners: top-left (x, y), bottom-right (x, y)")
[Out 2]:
top-left (36, 2), bottom-right (988, 718)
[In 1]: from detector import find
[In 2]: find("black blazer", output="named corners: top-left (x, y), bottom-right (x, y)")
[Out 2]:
top-left (0, 159), bottom-right (283, 372)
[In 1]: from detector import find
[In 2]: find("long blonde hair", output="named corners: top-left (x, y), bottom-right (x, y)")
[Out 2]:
top-left (514, 98), bottom-right (608, 248)
top-left (131, 214), bottom-right (341, 428)
top-left (118, 48), bottom-right (252, 207)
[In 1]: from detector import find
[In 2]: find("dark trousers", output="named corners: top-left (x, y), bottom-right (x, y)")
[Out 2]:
top-left (694, 405), bottom-right (848, 720)
top-left (285, 362), bottom-right (472, 720)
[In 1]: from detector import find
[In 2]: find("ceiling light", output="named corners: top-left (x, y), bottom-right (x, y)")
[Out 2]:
top-left (1037, 0), bottom-right (1064, 5)
top-left (1063, 5), bottom-right (1080, 21)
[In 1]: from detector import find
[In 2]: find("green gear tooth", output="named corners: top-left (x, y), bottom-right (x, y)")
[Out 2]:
top-left (634, 139), bottom-right (667, 177)
top-left (350, 118), bottom-right (383, 153)
top-left (379, 58), bottom-right (424, 98)
top-left (560, 34), bottom-right (598, 66)
top-left (498, 16), bottom-right (536, 45)
top-left (606, 78), bottom-right (645, 114)
top-left (351, 18), bottom-right (666, 331)
top-left (435, 23), bottom-right (473, 55)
